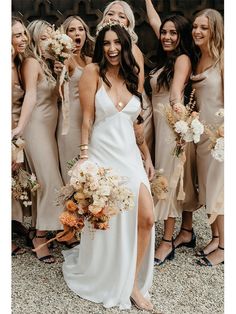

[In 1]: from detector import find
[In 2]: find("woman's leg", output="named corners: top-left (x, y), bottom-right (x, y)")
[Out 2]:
top-left (131, 184), bottom-right (154, 310)
top-left (196, 218), bottom-right (219, 256)
top-left (197, 215), bottom-right (224, 266)
top-left (174, 211), bottom-right (194, 248)
top-left (154, 217), bottom-right (175, 264)
top-left (32, 229), bottom-right (55, 263)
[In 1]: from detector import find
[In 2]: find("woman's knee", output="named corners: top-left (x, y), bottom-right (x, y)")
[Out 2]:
top-left (139, 213), bottom-right (154, 230)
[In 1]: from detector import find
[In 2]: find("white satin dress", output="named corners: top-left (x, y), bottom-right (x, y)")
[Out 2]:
top-left (62, 81), bottom-right (155, 310)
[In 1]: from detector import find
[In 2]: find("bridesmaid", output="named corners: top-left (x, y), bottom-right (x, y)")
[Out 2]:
top-left (146, 8), bottom-right (193, 265)
top-left (11, 16), bottom-right (30, 256)
top-left (181, 9), bottom-right (224, 266)
top-left (56, 16), bottom-right (94, 184)
top-left (97, 0), bottom-right (155, 154)
top-left (13, 20), bottom-right (64, 263)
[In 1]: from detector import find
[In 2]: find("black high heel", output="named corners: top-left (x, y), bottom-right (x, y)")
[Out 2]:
top-left (196, 235), bottom-right (219, 257)
top-left (26, 227), bottom-right (36, 248)
top-left (32, 234), bottom-right (55, 264)
top-left (175, 227), bottom-right (196, 249)
top-left (196, 245), bottom-right (224, 267)
top-left (154, 237), bottom-right (175, 266)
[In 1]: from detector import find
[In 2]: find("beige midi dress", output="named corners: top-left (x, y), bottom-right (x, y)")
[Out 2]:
top-left (23, 76), bottom-right (63, 230)
top-left (57, 66), bottom-right (83, 184)
top-left (150, 69), bottom-right (183, 220)
top-left (191, 63), bottom-right (224, 222)
top-left (12, 83), bottom-right (24, 222)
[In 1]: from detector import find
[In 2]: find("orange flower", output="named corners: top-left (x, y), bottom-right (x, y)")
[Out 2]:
top-left (65, 200), bottom-right (78, 212)
top-left (59, 211), bottom-right (84, 229)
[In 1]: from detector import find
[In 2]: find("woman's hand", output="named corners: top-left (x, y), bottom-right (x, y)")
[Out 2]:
top-left (12, 160), bottom-right (21, 172)
top-left (12, 126), bottom-right (23, 139)
top-left (54, 60), bottom-right (64, 75)
top-left (144, 156), bottom-right (155, 181)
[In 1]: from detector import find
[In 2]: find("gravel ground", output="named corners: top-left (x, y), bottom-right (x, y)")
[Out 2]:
top-left (12, 206), bottom-right (224, 314)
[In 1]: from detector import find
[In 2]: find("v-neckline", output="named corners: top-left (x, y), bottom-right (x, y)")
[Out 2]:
top-left (101, 84), bottom-right (135, 113)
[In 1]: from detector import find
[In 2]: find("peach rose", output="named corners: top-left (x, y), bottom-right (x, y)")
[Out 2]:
top-left (65, 200), bottom-right (78, 212)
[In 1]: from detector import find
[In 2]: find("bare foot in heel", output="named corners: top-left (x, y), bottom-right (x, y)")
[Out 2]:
top-left (130, 289), bottom-right (153, 311)
top-left (32, 235), bottom-right (55, 264)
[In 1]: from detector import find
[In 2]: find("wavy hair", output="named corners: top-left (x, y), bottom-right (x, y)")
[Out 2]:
top-left (93, 23), bottom-right (142, 105)
top-left (153, 15), bottom-right (193, 91)
top-left (194, 9), bottom-right (224, 73)
top-left (97, 1), bottom-right (138, 43)
top-left (26, 19), bottom-right (55, 82)
top-left (62, 15), bottom-right (94, 59)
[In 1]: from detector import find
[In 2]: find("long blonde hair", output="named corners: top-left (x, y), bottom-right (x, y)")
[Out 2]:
top-left (62, 15), bottom-right (94, 59)
top-left (97, 1), bottom-right (138, 43)
top-left (26, 19), bottom-right (56, 82)
top-left (194, 9), bottom-right (224, 73)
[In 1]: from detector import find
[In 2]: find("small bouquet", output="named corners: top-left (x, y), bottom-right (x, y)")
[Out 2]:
top-left (34, 160), bottom-right (134, 249)
top-left (43, 26), bottom-right (74, 135)
top-left (151, 169), bottom-right (168, 200)
top-left (165, 90), bottom-right (204, 157)
top-left (12, 169), bottom-right (40, 207)
top-left (204, 109), bottom-right (224, 162)
top-left (12, 136), bottom-right (40, 207)
top-left (44, 26), bottom-right (74, 63)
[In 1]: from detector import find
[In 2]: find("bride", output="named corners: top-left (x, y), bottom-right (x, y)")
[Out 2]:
top-left (62, 21), bottom-right (155, 311)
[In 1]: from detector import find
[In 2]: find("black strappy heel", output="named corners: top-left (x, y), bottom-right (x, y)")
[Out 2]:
top-left (196, 246), bottom-right (224, 267)
top-left (175, 227), bottom-right (196, 249)
top-left (196, 235), bottom-right (219, 257)
top-left (154, 237), bottom-right (175, 266)
top-left (32, 234), bottom-right (55, 264)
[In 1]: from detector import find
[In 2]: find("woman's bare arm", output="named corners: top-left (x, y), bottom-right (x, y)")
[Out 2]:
top-left (145, 0), bottom-right (162, 39)
top-left (170, 54), bottom-right (192, 105)
top-left (12, 58), bottom-right (39, 137)
top-left (78, 63), bottom-right (99, 158)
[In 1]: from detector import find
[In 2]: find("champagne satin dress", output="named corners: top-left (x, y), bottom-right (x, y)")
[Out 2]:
top-left (12, 82), bottom-right (25, 222)
top-left (191, 63), bottom-right (224, 222)
top-left (57, 66), bottom-right (83, 184)
top-left (23, 75), bottom-right (63, 230)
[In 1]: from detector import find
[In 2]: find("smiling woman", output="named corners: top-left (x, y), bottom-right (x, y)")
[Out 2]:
top-left (62, 22), bottom-right (156, 311)
top-left (11, 17), bottom-right (30, 257)
top-left (160, 21), bottom-right (179, 52)
top-left (145, 5), bottom-right (195, 267)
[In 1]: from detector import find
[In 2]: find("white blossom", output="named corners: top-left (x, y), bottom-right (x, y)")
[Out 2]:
top-left (174, 121), bottom-right (189, 134)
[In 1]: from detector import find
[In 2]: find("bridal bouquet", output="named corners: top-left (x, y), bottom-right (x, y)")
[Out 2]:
top-left (204, 109), bottom-right (224, 162)
top-left (151, 169), bottom-right (168, 200)
top-left (35, 160), bottom-right (134, 247)
top-left (165, 90), bottom-right (204, 157)
top-left (12, 168), bottom-right (40, 207)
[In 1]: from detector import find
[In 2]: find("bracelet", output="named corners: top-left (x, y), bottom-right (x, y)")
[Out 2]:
top-left (80, 146), bottom-right (88, 151)
top-left (80, 144), bottom-right (88, 148)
